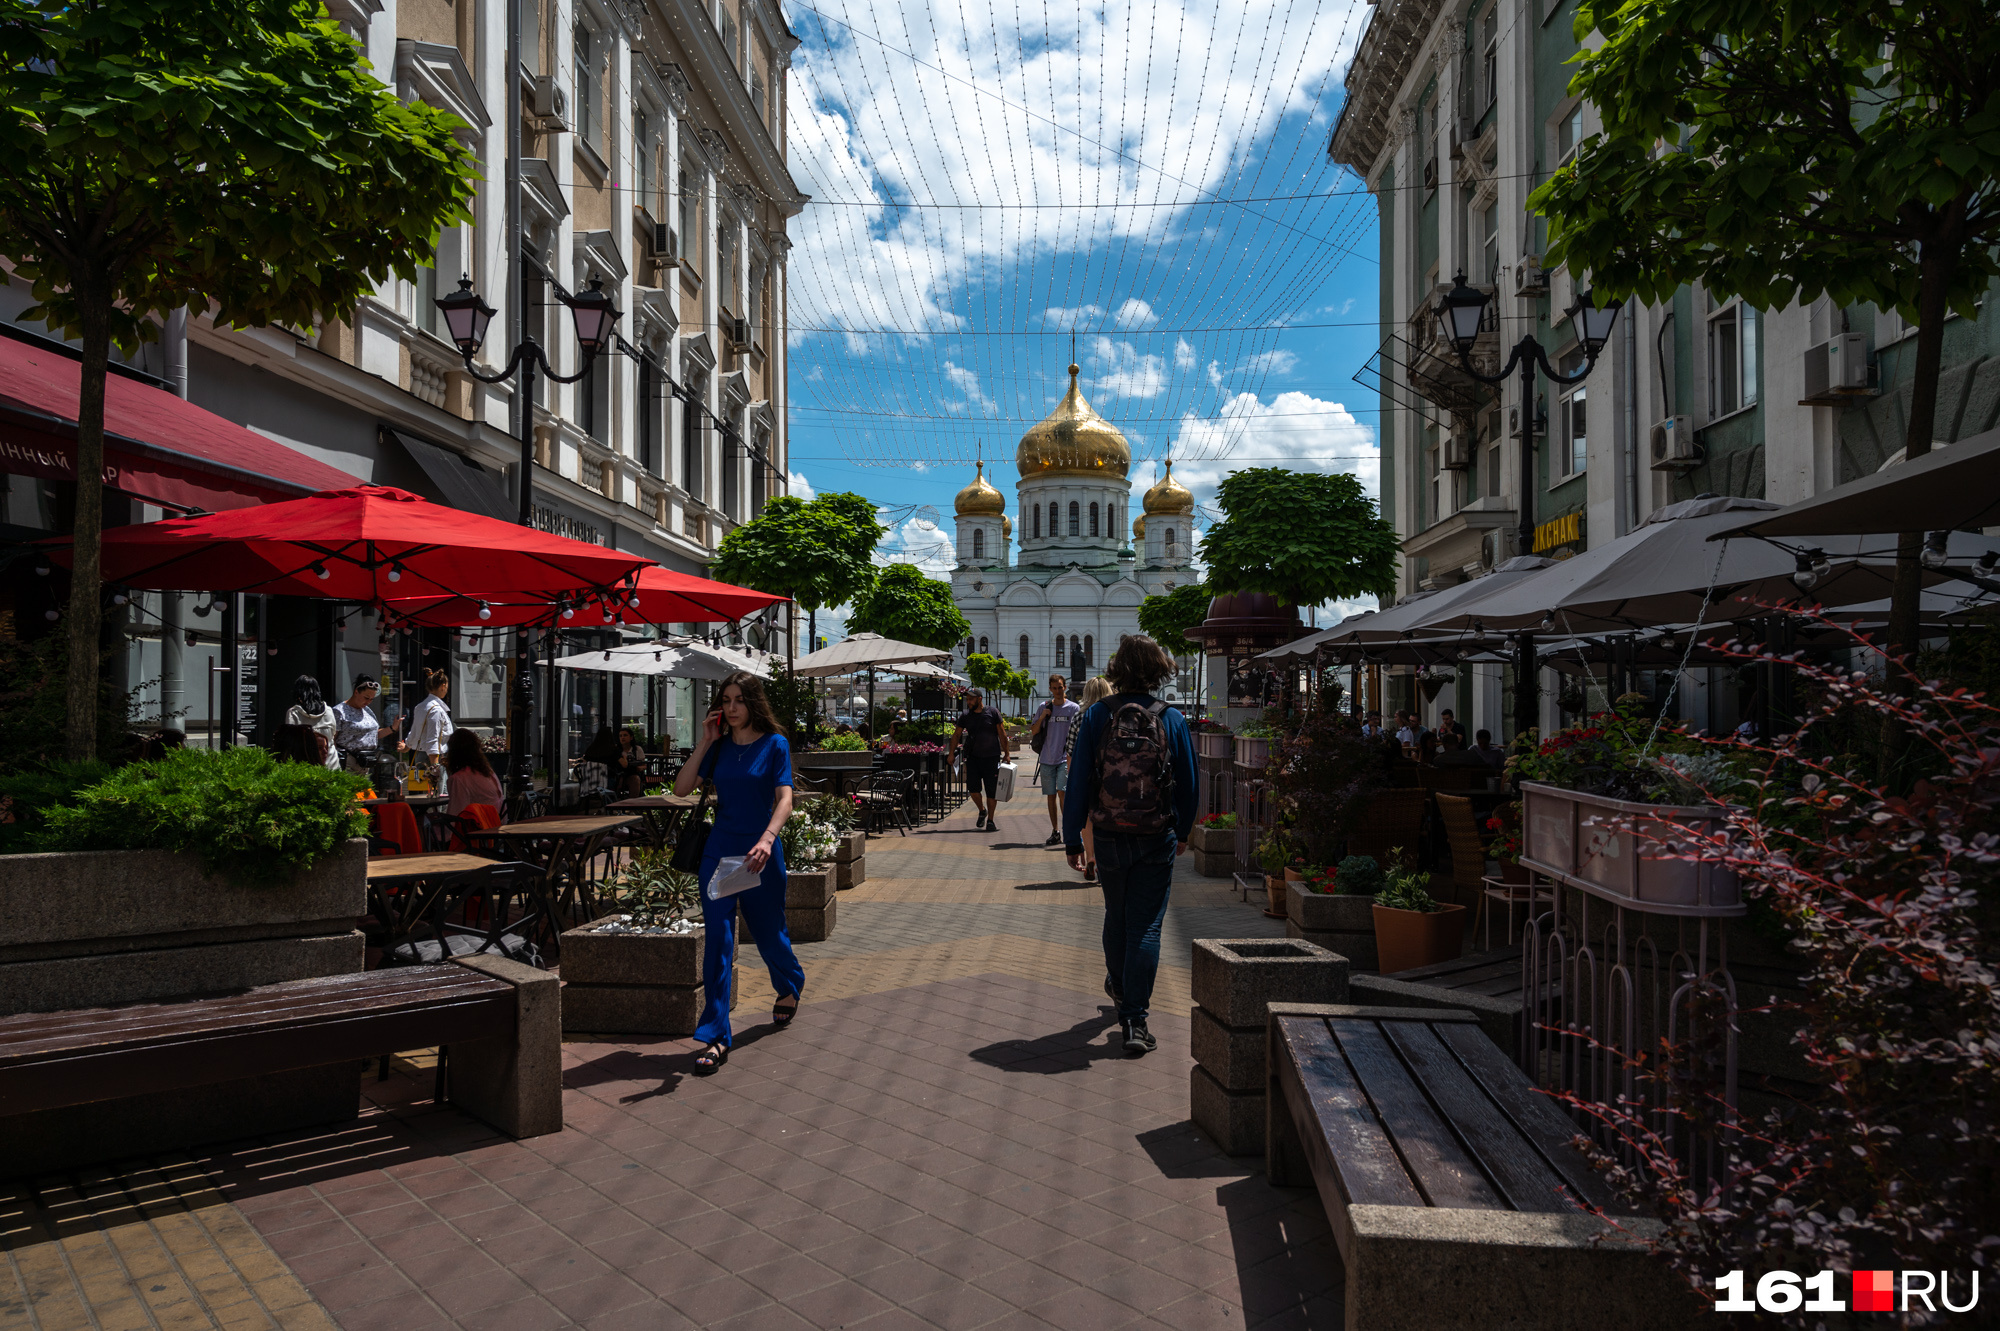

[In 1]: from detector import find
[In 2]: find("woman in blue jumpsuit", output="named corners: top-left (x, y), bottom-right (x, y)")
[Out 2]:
top-left (672, 670), bottom-right (805, 1072)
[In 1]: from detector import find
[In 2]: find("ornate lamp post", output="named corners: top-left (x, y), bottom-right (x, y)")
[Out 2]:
top-left (434, 273), bottom-right (623, 799)
top-left (1435, 271), bottom-right (1619, 739)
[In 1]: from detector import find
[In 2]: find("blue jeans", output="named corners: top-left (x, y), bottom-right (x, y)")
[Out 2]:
top-left (1096, 830), bottom-right (1177, 1023)
top-left (693, 865), bottom-right (804, 1047)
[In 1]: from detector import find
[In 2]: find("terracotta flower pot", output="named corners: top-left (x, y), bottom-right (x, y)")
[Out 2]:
top-left (1371, 901), bottom-right (1466, 975)
top-left (1496, 859), bottom-right (1530, 886)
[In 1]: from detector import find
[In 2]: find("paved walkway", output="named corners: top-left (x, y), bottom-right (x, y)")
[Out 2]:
top-left (4, 791), bottom-right (1335, 1331)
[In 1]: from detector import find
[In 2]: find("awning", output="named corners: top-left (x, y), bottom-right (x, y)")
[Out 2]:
top-left (0, 334), bottom-right (360, 511)
top-left (386, 427), bottom-right (515, 523)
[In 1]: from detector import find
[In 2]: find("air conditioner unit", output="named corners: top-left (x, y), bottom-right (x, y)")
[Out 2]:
top-left (1649, 415), bottom-right (1699, 471)
top-left (531, 75), bottom-right (569, 129)
top-left (1481, 527), bottom-right (1522, 570)
top-left (648, 222), bottom-right (678, 265)
top-left (1442, 431), bottom-right (1472, 470)
top-left (1515, 255), bottom-right (1548, 297)
top-left (726, 316), bottom-right (751, 350)
top-left (1508, 404), bottom-right (1546, 439)
top-left (1800, 332), bottom-right (1872, 404)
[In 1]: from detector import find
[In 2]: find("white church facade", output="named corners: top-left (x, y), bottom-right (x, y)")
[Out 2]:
top-left (950, 364), bottom-right (1197, 700)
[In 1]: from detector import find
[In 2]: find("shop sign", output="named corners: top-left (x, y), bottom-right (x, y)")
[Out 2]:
top-left (1532, 510), bottom-right (1584, 554)
top-left (533, 504), bottom-right (601, 545)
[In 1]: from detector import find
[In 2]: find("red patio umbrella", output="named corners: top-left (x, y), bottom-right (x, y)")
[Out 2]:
top-left (385, 563), bottom-right (788, 629)
top-left (43, 485), bottom-right (650, 603)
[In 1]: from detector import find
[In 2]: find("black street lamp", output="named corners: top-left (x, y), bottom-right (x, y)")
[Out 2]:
top-left (435, 272), bottom-right (623, 800)
top-left (1434, 270), bottom-right (1619, 740)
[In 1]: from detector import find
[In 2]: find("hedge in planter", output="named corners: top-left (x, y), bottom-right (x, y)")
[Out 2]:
top-left (34, 747), bottom-right (368, 886)
top-left (1263, 708), bottom-right (1383, 869)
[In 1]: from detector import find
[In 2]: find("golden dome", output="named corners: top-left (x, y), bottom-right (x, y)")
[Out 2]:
top-left (1002, 515), bottom-right (1012, 537)
top-left (1133, 513), bottom-right (1147, 541)
top-left (1016, 364), bottom-right (1131, 479)
top-left (1143, 460), bottom-right (1194, 515)
top-left (953, 461), bottom-right (1005, 517)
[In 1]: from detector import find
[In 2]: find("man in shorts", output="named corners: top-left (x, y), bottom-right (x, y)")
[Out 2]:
top-left (949, 691), bottom-right (1011, 831)
top-left (1027, 673), bottom-right (1081, 846)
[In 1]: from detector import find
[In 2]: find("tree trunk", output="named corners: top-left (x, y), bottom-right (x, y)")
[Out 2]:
top-left (64, 300), bottom-right (112, 761)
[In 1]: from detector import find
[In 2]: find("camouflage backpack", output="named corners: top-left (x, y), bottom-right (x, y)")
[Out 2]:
top-left (1090, 696), bottom-right (1174, 836)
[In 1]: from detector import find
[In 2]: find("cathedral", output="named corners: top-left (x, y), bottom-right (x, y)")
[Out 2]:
top-left (950, 363), bottom-right (1196, 695)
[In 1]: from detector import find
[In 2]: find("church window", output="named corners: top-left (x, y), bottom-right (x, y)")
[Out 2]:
top-left (1032, 506), bottom-right (1041, 539)
top-left (1018, 635), bottom-right (1029, 666)
top-left (1068, 635), bottom-right (1081, 673)
top-left (972, 529), bottom-right (984, 560)
top-left (1084, 635), bottom-right (1093, 668)
top-left (1089, 502), bottom-right (1099, 536)
top-left (1048, 502), bottom-right (1059, 537)
top-left (1164, 527), bottom-right (1176, 551)
top-left (979, 636), bottom-right (989, 654)
top-left (1068, 502), bottom-right (1080, 536)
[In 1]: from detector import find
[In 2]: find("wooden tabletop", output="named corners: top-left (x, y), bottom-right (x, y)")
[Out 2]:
top-left (358, 795), bottom-right (449, 809)
top-left (491, 815), bottom-right (639, 836)
top-left (606, 794), bottom-right (699, 810)
top-left (366, 852), bottom-right (494, 882)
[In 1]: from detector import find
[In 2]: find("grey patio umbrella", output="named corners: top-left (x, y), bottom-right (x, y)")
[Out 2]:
top-left (1714, 427), bottom-right (2000, 540)
top-left (1402, 496), bottom-right (1997, 636)
top-left (1275, 556), bottom-right (1553, 655)
top-left (791, 632), bottom-right (953, 678)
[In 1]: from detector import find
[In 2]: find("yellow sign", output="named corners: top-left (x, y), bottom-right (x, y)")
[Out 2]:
top-left (1532, 511), bottom-right (1583, 554)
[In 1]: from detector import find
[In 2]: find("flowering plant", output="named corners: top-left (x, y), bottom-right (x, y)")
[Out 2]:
top-left (1196, 812), bottom-right (1238, 830)
top-left (814, 734), bottom-right (870, 752)
top-left (1483, 813), bottom-right (1522, 864)
top-left (1505, 694), bottom-right (1733, 804)
top-left (1190, 718), bottom-right (1233, 734)
top-left (880, 741), bottom-right (948, 755)
top-left (779, 811), bottom-right (841, 868)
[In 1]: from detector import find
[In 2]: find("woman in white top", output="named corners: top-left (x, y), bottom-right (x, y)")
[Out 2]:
top-left (407, 668), bottom-right (455, 761)
top-left (282, 675), bottom-right (341, 769)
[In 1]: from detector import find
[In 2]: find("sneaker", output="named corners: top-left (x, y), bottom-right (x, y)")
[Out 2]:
top-left (1044, 831), bottom-right (1062, 847)
top-left (975, 811), bottom-right (988, 830)
top-left (986, 817), bottom-right (1000, 833)
top-left (1123, 1020), bottom-right (1156, 1056)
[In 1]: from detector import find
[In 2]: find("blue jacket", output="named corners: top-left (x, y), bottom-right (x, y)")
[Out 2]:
top-left (1062, 695), bottom-right (1199, 853)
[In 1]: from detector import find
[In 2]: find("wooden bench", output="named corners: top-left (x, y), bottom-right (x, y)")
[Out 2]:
top-left (0, 957), bottom-right (560, 1171)
top-left (1266, 1003), bottom-right (1693, 1331)
top-left (1347, 944), bottom-right (1555, 1059)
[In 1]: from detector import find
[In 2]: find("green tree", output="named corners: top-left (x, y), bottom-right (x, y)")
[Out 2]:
top-left (1003, 668), bottom-right (1037, 718)
top-left (1, 0), bottom-right (477, 759)
top-left (963, 652), bottom-right (1013, 698)
top-left (710, 491), bottom-right (884, 661)
top-left (1139, 581), bottom-right (1213, 657)
top-left (1529, 0), bottom-right (2000, 666)
top-left (848, 563), bottom-right (970, 651)
top-left (1199, 470), bottom-right (1399, 610)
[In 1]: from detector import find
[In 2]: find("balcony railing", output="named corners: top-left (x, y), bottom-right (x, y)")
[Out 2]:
top-left (1351, 282), bottom-right (1502, 418)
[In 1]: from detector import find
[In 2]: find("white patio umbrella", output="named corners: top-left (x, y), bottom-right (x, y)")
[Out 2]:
top-left (545, 641), bottom-right (771, 680)
top-left (791, 632), bottom-right (953, 678)
top-left (885, 659), bottom-right (968, 682)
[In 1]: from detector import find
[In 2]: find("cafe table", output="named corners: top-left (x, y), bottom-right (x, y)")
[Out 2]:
top-left (363, 852), bottom-right (497, 953)
top-left (605, 793), bottom-right (700, 851)
top-left (476, 815), bottom-right (640, 928)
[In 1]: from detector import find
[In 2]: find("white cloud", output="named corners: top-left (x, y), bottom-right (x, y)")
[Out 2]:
top-left (1206, 359), bottom-right (1224, 389)
top-left (1044, 303), bottom-right (1106, 327)
top-left (1165, 390), bottom-right (1381, 510)
top-left (1174, 338), bottom-right (1197, 370)
top-left (1237, 348), bottom-right (1298, 377)
top-left (787, 470), bottom-right (816, 500)
top-left (1337, 296), bottom-right (1356, 316)
top-left (876, 515), bottom-right (957, 575)
top-left (1089, 336), bottom-right (1166, 399)
top-left (1113, 299), bottom-right (1158, 330)
top-left (941, 360), bottom-right (995, 411)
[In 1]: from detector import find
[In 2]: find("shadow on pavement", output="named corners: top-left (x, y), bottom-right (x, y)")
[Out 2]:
top-left (966, 1005), bottom-right (1126, 1073)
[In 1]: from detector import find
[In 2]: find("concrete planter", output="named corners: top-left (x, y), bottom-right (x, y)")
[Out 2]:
top-left (1285, 881), bottom-right (1379, 971)
top-left (796, 751), bottom-right (874, 772)
top-left (787, 897), bottom-right (837, 944)
top-left (1189, 938), bottom-right (1349, 1156)
top-left (1521, 781), bottom-right (1740, 913)
top-left (836, 856), bottom-right (866, 889)
top-left (1195, 731), bottom-right (1234, 761)
top-left (0, 839), bottom-right (368, 1016)
top-left (1372, 902), bottom-right (1466, 975)
top-left (1190, 825), bottom-right (1235, 879)
top-left (786, 867), bottom-right (836, 910)
top-left (833, 831), bottom-right (867, 863)
top-left (1233, 736), bottom-right (1272, 769)
top-left (559, 916), bottom-right (735, 1035)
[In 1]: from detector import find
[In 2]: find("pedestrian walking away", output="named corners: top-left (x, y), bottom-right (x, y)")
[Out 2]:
top-left (949, 690), bottom-right (1011, 832)
top-left (1064, 676), bottom-right (1113, 881)
top-left (1027, 673), bottom-right (1081, 846)
top-left (672, 670), bottom-right (806, 1072)
top-left (1062, 635), bottom-right (1197, 1056)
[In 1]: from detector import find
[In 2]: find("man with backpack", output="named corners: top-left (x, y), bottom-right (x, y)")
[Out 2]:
top-left (1027, 672), bottom-right (1080, 846)
top-left (1062, 634), bottom-right (1199, 1056)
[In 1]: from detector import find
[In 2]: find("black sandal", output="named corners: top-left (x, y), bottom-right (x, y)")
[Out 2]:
top-left (694, 1041), bottom-right (729, 1073)
top-left (773, 995), bottom-right (800, 1028)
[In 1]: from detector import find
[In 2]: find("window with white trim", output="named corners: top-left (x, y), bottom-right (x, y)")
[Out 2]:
top-left (1481, 6), bottom-right (1498, 113)
top-left (573, 25), bottom-right (595, 152)
top-left (1556, 349), bottom-right (1587, 480)
top-left (1557, 105), bottom-right (1585, 163)
top-left (1708, 299), bottom-right (1759, 418)
top-left (972, 528), bottom-right (984, 560)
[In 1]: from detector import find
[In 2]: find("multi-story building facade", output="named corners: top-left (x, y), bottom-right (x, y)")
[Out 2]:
top-left (1332, 0), bottom-right (2000, 740)
top-left (0, 0), bottom-right (804, 753)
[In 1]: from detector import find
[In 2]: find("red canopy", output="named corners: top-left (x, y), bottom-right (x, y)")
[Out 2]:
top-left (0, 335), bottom-right (359, 510)
top-left (386, 563), bottom-right (789, 628)
top-left (47, 485), bottom-right (651, 602)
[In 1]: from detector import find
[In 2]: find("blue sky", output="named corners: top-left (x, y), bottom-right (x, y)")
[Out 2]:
top-left (776, 0), bottom-right (1384, 634)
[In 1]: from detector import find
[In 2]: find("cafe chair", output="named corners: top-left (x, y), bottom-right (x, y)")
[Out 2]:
top-left (380, 862), bottom-right (547, 968)
top-left (371, 802), bottom-right (424, 858)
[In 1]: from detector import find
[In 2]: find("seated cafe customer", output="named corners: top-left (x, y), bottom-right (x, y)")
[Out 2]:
top-left (445, 730), bottom-right (503, 818)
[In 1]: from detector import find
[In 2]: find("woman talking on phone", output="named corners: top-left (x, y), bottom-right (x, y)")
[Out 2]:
top-left (671, 671), bottom-right (805, 1073)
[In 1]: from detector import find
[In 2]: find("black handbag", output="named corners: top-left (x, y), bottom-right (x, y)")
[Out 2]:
top-left (669, 747), bottom-right (718, 872)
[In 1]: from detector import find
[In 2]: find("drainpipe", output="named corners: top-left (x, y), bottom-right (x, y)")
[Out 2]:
top-left (1625, 300), bottom-right (1640, 534)
top-left (159, 308), bottom-right (189, 735)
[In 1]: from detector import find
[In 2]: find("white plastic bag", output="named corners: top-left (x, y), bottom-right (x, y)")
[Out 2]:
top-left (993, 761), bottom-right (1017, 803)
top-left (704, 855), bottom-right (762, 900)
